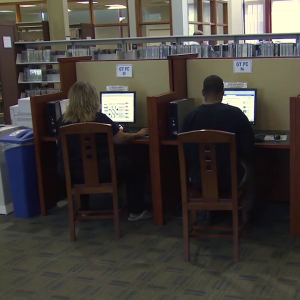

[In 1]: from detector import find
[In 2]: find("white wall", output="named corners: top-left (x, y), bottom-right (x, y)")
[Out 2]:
top-left (228, 0), bottom-right (244, 34)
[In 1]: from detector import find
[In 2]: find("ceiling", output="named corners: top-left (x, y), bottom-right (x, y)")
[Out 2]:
top-left (0, 0), bottom-right (170, 13)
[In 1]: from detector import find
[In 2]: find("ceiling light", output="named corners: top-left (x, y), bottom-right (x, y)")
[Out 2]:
top-left (106, 4), bottom-right (127, 9)
top-left (68, 9), bottom-right (71, 12)
top-left (77, 1), bottom-right (98, 3)
top-left (0, 10), bottom-right (13, 13)
top-left (20, 5), bottom-right (36, 7)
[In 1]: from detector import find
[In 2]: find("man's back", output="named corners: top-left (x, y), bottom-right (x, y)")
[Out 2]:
top-left (182, 102), bottom-right (255, 191)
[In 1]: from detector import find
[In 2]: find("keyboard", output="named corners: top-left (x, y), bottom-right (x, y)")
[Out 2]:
top-left (254, 133), bottom-right (265, 143)
top-left (123, 127), bottom-right (143, 133)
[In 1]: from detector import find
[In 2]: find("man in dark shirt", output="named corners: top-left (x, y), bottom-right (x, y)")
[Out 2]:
top-left (182, 75), bottom-right (255, 219)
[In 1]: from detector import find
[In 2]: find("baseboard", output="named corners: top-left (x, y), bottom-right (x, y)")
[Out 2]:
top-left (0, 202), bottom-right (14, 215)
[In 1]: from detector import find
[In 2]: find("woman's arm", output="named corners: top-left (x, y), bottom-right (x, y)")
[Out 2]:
top-left (113, 128), bottom-right (148, 144)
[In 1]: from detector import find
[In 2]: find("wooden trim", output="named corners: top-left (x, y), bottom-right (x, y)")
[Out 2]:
top-left (58, 56), bottom-right (92, 95)
top-left (126, 0), bottom-right (130, 37)
top-left (168, 54), bottom-right (198, 98)
top-left (16, 4), bottom-right (21, 23)
top-left (197, 0), bottom-right (204, 32)
top-left (135, 0), bottom-right (141, 36)
top-left (94, 23), bottom-right (128, 27)
top-left (189, 21), bottom-right (215, 25)
top-left (31, 92), bottom-right (68, 216)
top-left (210, 0), bottom-right (217, 39)
top-left (169, 0), bottom-right (173, 35)
top-left (148, 92), bottom-right (179, 225)
top-left (223, 2), bottom-right (228, 34)
top-left (139, 21), bottom-right (170, 25)
top-left (265, 0), bottom-right (271, 33)
top-left (89, 0), bottom-right (94, 24)
top-left (290, 96), bottom-right (300, 237)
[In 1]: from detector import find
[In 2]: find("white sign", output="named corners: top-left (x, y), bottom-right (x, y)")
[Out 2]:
top-left (116, 64), bottom-right (133, 78)
top-left (224, 82), bottom-right (248, 88)
top-left (3, 36), bottom-right (12, 48)
top-left (106, 85), bottom-right (129, 91)
top-left (233, 60), bottom-right (252, 73)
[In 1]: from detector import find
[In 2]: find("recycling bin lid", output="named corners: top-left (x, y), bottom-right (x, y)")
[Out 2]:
top-left (0, 129), bottom-right (34, 145)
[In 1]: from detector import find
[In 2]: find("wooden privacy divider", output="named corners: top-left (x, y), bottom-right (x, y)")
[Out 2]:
top-left (289, 96), bottom-right (300, 237)
top-left (147, 92), bottom-right (180, 225)
top-left (30, 54), bottom-right (196, 217)
top-left (30, 92), bottom-right (68, 215)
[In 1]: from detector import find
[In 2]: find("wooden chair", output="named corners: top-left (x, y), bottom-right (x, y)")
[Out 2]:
top-left (60, 122), bottom-right (120, 241)
top-left (177, 130), bottom-right (248, 262)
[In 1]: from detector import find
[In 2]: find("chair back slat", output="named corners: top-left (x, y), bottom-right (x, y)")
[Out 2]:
top-left (80, 134), bottom-right (99, 187)
top-left (178, 130), bottom-right (238, 204)
top-left (199, 143), bottom-right (219, 201)
top-left (60, 122), bottom-right (116, 189)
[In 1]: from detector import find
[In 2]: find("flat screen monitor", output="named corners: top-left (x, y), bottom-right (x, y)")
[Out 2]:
top-left (100, 91), bottom-right (136, 123)
top-left (222, 88), bottom-right (257, 124)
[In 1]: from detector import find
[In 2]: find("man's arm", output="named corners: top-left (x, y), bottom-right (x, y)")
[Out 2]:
top-left (235, 110), bottom-right (255, 162)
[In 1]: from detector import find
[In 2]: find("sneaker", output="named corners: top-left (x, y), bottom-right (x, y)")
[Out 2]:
top-left (128, 210), bottom-right (153, 221)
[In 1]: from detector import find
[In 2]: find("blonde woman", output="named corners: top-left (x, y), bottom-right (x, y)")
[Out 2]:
top-left (56, 81), bottom-right (152, 221)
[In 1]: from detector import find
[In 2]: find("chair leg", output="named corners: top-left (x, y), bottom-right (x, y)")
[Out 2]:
top-left (112, 190), bottom-right (120, 239)
top-left (182, 206), bottom-right (190, 262)
top-left (68, 194), bottom-right (76, 242)
top-left (242, 200), bottom-right (248, 225)
top-left (232, 208), bottom-right (239, 262)
top-left (191, 210), bottom-right (197, 226)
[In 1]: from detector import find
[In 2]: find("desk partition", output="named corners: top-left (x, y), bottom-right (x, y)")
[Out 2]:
top-left (147, 57), bottom-right (300, 236)
top-left (187, 58), bottom-right (300, 131)
top-left (76, 60), bottom-right (170, 127)
top-left (32, 54), bottom-right (195, 216)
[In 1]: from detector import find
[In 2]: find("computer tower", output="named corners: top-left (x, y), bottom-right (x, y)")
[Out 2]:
top-left (46, 99), bottom-right (69, 136)
top-left (168, 98), bottom-right (195, 138)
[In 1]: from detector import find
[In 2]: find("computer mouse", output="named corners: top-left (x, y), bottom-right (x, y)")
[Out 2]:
top-left (274, 134), bottom-right (280, 140)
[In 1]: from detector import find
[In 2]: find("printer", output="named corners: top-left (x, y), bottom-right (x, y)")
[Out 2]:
top-left (46, 99), bottom-right (69, 136)
top-left (168, 98), bottom-right (195, 139)
top-left (10, 97), bottom-right (33, 128)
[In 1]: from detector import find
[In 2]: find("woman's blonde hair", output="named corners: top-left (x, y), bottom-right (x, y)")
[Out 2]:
top-left (63, 81), bottom-right (100, 123)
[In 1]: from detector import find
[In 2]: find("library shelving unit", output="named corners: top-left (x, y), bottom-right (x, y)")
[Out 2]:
top-left (8, 32), bottom-right (300, 123)
top-left (16, 21), bottom-right (50, 42)
top-left (69, 23), bottom-right (95, 40)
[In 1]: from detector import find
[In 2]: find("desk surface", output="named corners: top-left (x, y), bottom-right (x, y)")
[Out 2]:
top-left (162, 130), bottom-right (290, 149)
top-left (42, 131), bottom-right (290, 149)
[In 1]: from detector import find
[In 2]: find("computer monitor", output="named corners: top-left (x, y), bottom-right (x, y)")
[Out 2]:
top-left (222, 88), bottom-right (257, 124)
top-left (100, 91), bottom-right (136, 123)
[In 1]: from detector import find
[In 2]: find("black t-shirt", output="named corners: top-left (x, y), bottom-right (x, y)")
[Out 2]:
top-left (56, 112), bottom-right (120, 179)
top-left (182, 102), bottom-right (255, 191)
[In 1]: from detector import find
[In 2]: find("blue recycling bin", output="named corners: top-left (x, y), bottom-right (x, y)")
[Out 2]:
top-left (0, 129), bottom-right (41, 218)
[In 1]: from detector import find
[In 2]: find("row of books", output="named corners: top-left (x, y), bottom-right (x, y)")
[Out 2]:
top-left (21, 88), bottom-right (61, 98)
top-left (19, 42), bottom-right (300, 63)
top-left (22, 68), bottom-right (60, 82)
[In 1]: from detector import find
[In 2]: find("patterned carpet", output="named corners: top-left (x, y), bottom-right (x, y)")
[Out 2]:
top-left (0, 202), bottom-right (300, 300)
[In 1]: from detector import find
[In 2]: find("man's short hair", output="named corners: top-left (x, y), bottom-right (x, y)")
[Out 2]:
top-left (203, 75), bottom-right (224, 95)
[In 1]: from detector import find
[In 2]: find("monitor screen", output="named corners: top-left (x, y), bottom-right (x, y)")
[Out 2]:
top-left (100, 92), bottom-right (136, 123)
top-left (222, 89), bottom-right (257, 124)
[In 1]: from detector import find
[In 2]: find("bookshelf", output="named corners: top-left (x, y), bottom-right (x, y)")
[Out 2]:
top-left (16, 21), bottom-right (50, 42)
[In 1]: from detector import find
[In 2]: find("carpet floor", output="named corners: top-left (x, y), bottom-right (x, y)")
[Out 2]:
top-left (0, 202), bottom-right (299, 300)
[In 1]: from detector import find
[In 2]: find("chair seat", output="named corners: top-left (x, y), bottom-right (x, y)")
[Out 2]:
top-left (72, 182), bottom-right (114, 195)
